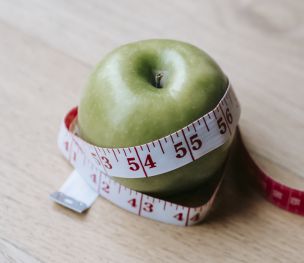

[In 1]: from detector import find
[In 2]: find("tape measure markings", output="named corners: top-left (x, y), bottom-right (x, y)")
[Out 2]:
top-left (134, 146), bottom-right (148, 178)
top-left (202, 116), bottom-right (209, 131)
top-left (241, 140), bottom-right (304, 215)
top-left (158, 139), bottom-right (165, 154)
top-left (219, 104), bottom-right (232, 135)
top-left (181, 129), bottom-right (195, 161)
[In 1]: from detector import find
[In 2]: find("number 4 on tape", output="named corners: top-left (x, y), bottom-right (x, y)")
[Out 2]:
top-left (50, 170), bottom-right (98, 213)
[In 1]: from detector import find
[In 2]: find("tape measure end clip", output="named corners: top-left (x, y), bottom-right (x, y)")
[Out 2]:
top-left (49, 191), bottom-right (89, 213)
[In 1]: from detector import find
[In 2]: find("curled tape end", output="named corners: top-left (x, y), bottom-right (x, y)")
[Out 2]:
top-left (49, 192), bottom-right (89, 213)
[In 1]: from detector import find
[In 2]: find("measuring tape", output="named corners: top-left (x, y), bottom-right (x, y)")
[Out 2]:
top-left (50, 83), bottom-right (304, 226)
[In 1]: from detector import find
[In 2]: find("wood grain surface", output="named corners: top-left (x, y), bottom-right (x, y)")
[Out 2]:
top-left (0, 0), bottom-right (303, 262)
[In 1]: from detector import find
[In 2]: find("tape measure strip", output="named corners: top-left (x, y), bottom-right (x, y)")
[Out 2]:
top-left (62, 83), bottom-right (240, 179)
top-left (241, 142), bottom-right (304, 216)
top-left (50, 85), bottom-right (304, 225)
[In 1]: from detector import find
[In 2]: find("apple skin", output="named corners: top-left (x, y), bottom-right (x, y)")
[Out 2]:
top-left (78, 39), bottom-right (230, 196)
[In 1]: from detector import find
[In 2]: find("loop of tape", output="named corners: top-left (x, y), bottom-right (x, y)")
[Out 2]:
top-left (50, 84), bottom-right (304, 226)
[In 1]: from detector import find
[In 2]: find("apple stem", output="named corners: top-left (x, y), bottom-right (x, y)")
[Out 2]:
top-left (155, 73), bottom-right (163, 88)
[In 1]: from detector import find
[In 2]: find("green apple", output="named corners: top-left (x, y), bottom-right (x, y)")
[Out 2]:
top-left (78, 39), bottom-right (231, 197)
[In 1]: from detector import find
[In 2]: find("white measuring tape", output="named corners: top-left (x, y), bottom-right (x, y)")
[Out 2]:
top-left (50, 83), bottom-right (304, 226)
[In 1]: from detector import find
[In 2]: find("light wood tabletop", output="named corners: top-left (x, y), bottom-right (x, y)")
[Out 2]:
top-left (1, 0), bottom-right (303, 262)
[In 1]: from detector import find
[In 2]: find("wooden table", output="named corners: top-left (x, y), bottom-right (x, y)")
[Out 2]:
top-left (1, 0), bottom-right (303, 262)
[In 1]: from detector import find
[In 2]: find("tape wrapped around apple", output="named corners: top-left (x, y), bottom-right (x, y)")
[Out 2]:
top-left (78, 39), bottom-right (232, 197)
